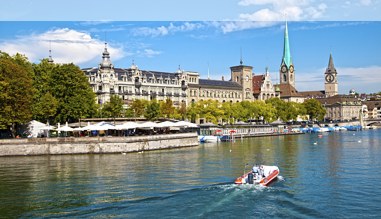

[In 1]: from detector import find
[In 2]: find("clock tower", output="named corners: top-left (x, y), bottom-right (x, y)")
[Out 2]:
top-left (324, 53), bottom-right (338, 97)
top-left (279, 21), bottom-right (295, 88)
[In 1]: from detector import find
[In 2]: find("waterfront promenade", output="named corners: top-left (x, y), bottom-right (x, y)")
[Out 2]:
top-left (0, 132), bottom-right (198, 157)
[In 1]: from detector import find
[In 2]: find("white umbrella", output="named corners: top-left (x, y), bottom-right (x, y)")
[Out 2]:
top-left (57, 125), bottom-right (74, 132)
top-left (39, 125), bottom-right (56, 130)
top-left (95, 123), bottom-right (115, 131)
top-left (157, 121), bottom-right (177, 128)
top-left (115, 121), bottom-right (139, 130)
top-left (137, 121), bottom-right (160, 129)
top-left (174, 121), bottom-right (198, 128)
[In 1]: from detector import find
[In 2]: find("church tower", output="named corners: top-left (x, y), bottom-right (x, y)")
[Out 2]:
top-left (279, 21), bottom-right (295, 88)
top-left (324, 53), bottom-right (338, 97)
top-left (230, 57), bottom-right (253, 101)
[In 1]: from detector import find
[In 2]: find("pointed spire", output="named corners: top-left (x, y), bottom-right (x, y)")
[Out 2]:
top-left (328, 53), bottom-right (335, 70)
top-left (282, 21), bottom-right (292, 68)
top-left (240, 47), bottom-right (243, 65)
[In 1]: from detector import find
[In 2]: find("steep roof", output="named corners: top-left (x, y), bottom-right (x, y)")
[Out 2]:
top-left (276, 84), bottom-right (302, 97)
top-left (317, 95), bottom-right (362, 106)
top-left (281, 21), bottom-right (292, 68)
top-left (299, 90), bottom-right (325, 98)
top-left (190, 79), bottom-right (242, 90)
top-left (252, 75), bottom-right (264, 94)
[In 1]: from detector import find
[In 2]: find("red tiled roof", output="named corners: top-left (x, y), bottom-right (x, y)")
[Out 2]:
top-left (252, 75), bottom-right (264, 94)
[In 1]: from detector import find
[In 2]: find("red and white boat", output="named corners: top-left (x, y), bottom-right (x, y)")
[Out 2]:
top-left (234, 165), bottom-right (279, 186)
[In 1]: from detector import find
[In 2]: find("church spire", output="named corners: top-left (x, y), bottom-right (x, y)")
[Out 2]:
top-left (328, 53), bottom-right (335, 71)
top-left (282, 21), bottom-right (292, 68)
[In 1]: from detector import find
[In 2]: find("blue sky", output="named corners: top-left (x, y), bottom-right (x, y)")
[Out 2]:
top-left (0, 1), bottom-right (381, 94)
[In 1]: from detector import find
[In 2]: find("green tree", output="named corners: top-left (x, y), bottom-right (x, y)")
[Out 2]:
top-left (130, 99), bottom-right (148, 118)
top-left (0, 52), bottom-right (34, 137)
top-left (177, 102), bottom-right (187, 120)
top-left (102, 95), bottom-right (124, 123)
top-left (48, 63), bottom-right (97, 123)
top-left (32, 59), bottom-right (58, 123)
top-left (303, 98), bottom-right (326, 121)
top-left (144, 100), bottom-right (160, 120)
top-left (160, 98), bottom-right (175, 118)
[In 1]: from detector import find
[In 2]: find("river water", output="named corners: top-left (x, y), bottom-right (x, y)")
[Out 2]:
top-left (1, 129), bottom-right (381, 218)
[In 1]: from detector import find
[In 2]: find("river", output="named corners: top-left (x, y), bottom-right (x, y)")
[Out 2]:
top-left (1, 129), bottom-right (380, 218)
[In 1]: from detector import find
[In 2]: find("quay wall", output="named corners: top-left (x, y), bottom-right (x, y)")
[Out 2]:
top-left (0, 132), bottom-right (199, 157)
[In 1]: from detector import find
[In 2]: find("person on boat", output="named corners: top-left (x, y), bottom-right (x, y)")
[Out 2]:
top-left (252, 165), bottom-right (260, 180)
top-left (259, 165), bottom-right (265, 177)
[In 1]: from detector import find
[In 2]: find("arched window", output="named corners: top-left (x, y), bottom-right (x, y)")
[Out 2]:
top-left (283, 74), bottom-right (287, 82)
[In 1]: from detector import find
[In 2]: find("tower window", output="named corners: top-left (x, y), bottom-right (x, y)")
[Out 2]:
top-left (283, 74), bottom-right (287, 82)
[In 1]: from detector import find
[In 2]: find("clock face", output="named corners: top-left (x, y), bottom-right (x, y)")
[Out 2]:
top-left (289, 65), bottom-right (294, 73)
top-left (325, 74), bottom-right (335, 83)
top-left (281, 65), bottom-right (287, 73)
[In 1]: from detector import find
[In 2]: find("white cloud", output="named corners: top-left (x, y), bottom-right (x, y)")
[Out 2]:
top-left (359, 0), bottom-right (373, 6)
top-left (132, 22), bottom-right (205, 37)
top-left (220, 0), bottom-right (328, 32)
top-left (141, 49), bottom-right (162, 58)
top-left (0, 28), bottom-right (124, 65)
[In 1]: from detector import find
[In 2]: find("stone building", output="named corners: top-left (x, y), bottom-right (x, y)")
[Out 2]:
top-left (252, 67), bottom-right (279, 100)
top-left (83, 43), bottom-right (264, 108)
top-left (363, 100), bottom-right (381, 119)
top-left (83, 44), bottom-right (188, 107)
top-left (317, 95), bottom-right (362, 121)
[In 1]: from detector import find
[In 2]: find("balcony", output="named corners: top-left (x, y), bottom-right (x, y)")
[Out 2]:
top-left (166, 92), bottom-right (173, 97)
top-left (174, 93), bottom-right (180, 97)
top-left (181, 93), bottom-right (187, 97)
top-left (142, 91), bottom-right (149, 96)
top-left (135, 81), bottom-right (142, 88)
top-left (181, 84), bottom-right (187, 91)
top-left (158, 92), bottom-right (165, 96)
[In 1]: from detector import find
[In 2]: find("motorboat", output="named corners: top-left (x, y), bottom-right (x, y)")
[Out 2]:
top-left (234, 165), bottom-right (279, 186)
top-left (198, 135), bottom-right (220, 143)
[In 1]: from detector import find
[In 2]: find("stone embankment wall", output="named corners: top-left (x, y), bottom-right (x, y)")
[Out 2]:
top-left (0, 133), bottom-right (199, 157)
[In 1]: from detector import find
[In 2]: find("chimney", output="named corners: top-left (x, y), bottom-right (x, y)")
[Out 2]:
top-left (222, 76), bottom-right (225, 81)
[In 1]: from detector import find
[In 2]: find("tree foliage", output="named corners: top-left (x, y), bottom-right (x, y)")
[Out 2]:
top-left (303, 98), bottom-right (326, 121)
top-left (160, 98), bottom-right (175, 118)
top-left (144, 100), bottom-right (160, 120)
top-left (0, 52), bottom-right (34, 137)
top-left (130, 99), bottom-right (149, 117)
top-left (101, 95), bottom-right (124, 122)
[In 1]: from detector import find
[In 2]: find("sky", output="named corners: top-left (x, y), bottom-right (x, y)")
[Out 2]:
top-left (0, 0), bottom-right (380, 94)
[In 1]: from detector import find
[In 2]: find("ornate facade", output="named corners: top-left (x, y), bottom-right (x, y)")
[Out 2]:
top-left (83, 44), bottom-right (265, 107)
top-left (252, 68), bottom-right (279, 100)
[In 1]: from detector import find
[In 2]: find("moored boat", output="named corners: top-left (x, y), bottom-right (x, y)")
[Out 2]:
top-left (234, 165), bottom-right (279, 186)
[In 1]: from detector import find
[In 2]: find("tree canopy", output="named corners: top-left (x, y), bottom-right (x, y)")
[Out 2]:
top-left (0, 52), bottom-right (34, 137)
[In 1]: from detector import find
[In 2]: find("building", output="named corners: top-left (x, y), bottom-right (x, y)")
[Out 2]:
top-left (363, 100), bottom-right (381, 119)
top-left (252, 67), bottom-right (279, 100)
top-left (276, 22), bottom-right (304, 103)
top-left (83, 43), bottom-right (188, 107)
top-left (317, 95), bottom-right (362, 121)
top-left (83, 43), bottom-right (264, 108)
top-left (324, 54), bottom-right (339, 97)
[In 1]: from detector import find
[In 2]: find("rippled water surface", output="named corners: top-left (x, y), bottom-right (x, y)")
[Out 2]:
top-left (1, 129), bottom-right (381, 218)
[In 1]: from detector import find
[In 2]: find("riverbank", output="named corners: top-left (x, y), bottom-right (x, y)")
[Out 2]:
top-left (0, 132), bottom-right (198, 157)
